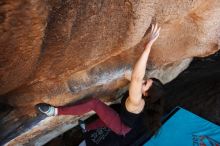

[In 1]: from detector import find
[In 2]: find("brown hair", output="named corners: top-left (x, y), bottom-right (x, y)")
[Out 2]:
top-left (143, 78), bottom-right (165, 134)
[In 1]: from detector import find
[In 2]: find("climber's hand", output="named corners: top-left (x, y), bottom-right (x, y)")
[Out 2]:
top-left (146, 23), bottom-right (161, 48)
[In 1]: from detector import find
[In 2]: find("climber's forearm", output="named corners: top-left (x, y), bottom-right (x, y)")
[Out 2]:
top-left (131, 45), bottom-right (151, 81)
top-left (127, 45), bottom-right (152, 106)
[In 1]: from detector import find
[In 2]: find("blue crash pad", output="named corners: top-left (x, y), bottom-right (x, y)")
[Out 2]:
top-left (144, 107), bottom-right (220, 146)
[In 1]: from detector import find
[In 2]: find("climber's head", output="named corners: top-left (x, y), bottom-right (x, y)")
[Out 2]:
top-left (142, 78), bottom-right (165, 103)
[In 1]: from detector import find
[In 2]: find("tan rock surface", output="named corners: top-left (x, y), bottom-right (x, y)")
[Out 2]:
top-left (0, 0), bottom-right (220, 145)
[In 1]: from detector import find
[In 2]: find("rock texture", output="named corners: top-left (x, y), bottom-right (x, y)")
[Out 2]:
top-left (0, 0), bottom-right (220, 145)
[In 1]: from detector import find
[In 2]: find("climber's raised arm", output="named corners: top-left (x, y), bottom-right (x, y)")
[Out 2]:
top-left (125, 24), bottom-right (161, 114)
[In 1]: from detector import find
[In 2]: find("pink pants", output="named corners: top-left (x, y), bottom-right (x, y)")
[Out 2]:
top-left (58, 98), bottom-right (131, 136)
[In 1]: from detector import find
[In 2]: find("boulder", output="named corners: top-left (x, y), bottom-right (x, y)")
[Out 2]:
top-left (0, 0), bottom-right (220, 145)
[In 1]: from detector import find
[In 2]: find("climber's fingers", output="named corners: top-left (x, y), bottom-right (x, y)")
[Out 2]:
top-left (151, 24), bottom-right (154, 33)
top-left (146, 23), bottom-right (160, 49)
top-left (153, 23), bottom-right (158, 34)
top-left (150, 26), bottom-right (160, 43)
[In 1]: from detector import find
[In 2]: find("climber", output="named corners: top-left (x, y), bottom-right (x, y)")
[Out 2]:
top-left (35, 24), bottom-right (165, 146)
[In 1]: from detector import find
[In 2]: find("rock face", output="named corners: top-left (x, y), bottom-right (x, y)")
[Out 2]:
top-left (0, 0), bottom-right (220, 145)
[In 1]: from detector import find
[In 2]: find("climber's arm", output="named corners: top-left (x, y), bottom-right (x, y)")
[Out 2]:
top-left (126, 24), bottom-right (160, 113)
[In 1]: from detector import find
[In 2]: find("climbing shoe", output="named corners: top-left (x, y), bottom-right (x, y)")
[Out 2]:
top-left (35, 103), bottom-right (57, 116)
